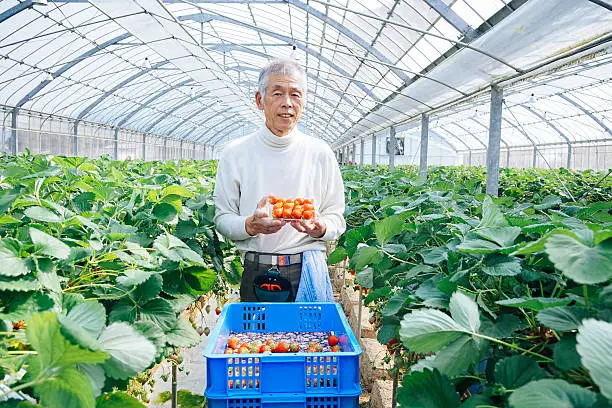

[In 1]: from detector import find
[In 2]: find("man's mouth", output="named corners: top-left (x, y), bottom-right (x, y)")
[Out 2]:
top-left (278, 113), bottom-right (294, 118)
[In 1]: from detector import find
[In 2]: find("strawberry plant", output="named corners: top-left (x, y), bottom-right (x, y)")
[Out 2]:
top-left (0, 153), bottom-right (238, 406)
top-left (330, 165), bottom-right (611, 407)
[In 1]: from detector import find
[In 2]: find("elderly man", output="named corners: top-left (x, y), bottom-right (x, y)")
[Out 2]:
top-left (213, 59), bottom-right (346, 302)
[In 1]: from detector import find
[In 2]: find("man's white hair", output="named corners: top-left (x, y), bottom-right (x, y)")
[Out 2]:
top-left (258, 59), bottom-right (307, 98)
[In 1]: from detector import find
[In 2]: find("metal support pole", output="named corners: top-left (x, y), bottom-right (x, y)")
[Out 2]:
top-left (486, 85), bottom-right (503, 197)
top-left (180, 140), bottom-right (183, 160)
top-left (505, 148), bottom-right (510, 168)
top-left (351, 142), bottom-right (356, 164)
top-left (142, 134), bottom-right (146, 160)
top-left (468, 150), bottom-right (472, 166)
top-left (371, 134), bottom-right (377, 167)
top-left (113, 127), bottom-right (119, 160)
top-left (389, 126), bottom-right (396, 172)
top-left (211, 145), bottom-right (215, 160)
top-left (360, 138), bottom-right (365, 168)
top-left (532, 146), bottom-right (537, 168)
top-left (203, 145), bottom-right (208, 160)
top-left (193, 142), bottom-right (196, 159)
top-left (171, 363), bottom-right (178, 408)
top-left (10, 109), bottom-right (18, 155)
top-left (73, 121), bottom-right (79, 156)
top-left (567, 144), bottom-right (572, 169)
top-left (419, 114), bottom-right (429, 179)
top-left (163, 138), bottom-right (167, 161)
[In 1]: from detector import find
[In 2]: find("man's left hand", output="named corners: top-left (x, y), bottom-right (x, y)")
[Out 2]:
top-left (290, 218), bottom-right (327, 238)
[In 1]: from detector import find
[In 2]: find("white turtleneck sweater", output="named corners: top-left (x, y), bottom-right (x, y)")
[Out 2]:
top-left (213, 126), bottom-right (346, 254)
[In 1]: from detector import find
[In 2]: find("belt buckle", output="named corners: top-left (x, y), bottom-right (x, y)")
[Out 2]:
top-left (278, 255), bottom-right (290, 266)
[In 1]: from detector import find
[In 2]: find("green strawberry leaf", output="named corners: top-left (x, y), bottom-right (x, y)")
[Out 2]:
top-left (509, 379), bottom-right (597, 408)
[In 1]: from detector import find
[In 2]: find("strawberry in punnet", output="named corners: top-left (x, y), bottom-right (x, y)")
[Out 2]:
top-left (328, 335), bottom-right (339, 347)
top-left (224, 348), bottom-right (234, 354)
top-left (314, 343), bottom-right (323, 352)
top-left (308, 341), bottom-right (318, 348)
top-left (215, 307), bottom-right (222, 315)
top-left (259, 344), bottom-right (272, 353)
top-left (237, 346), bottom-right (251, 354)
top-left (239, 342), bottom-right (250, 350)
top-left (228, 337), bottom-right (239, 350)
top-left (274, 341), bottom-right (289, 353)
top-left (289, 342), bottom-right (300, 352)
top-left (306, 346), bottom-right (318, 353)
top-left (331, 345), bottom-right (342, 352)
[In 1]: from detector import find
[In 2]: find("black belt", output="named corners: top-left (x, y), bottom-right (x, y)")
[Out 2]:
top-left (245, 252), bottom-right (302, 266)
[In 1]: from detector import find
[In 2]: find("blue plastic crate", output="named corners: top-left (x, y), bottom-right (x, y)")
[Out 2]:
top-left (203, 303), bottom-right (362, 400)
top-left (206, 395), bottom-right (359, 408)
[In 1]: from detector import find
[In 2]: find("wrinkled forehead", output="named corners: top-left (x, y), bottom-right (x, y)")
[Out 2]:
top-left (266, 74), bottom-right (305, 91)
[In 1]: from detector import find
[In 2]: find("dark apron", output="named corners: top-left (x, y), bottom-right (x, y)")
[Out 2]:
top-left (240, 255), bottom-right (302, 302)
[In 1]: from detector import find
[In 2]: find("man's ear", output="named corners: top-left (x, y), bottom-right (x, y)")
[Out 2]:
top-left (255, 91), bottom-right (264, 110)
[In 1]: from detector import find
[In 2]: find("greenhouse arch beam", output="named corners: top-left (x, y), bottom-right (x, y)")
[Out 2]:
top-left (421, 0), bottom-right (477, 40)
top-left (165, 101), bottom-right (224, 137)
top-left (117, 79), bottom-right (195, 128)
top-left (217, 48), bottom-right (364, 114)
top-left (520, 105), bottom-right (572, 168)
top-left (0, 1), bottom-right (37, 24)
top-left (435, 125), bottom-right (473, 152)
top-left (557, 93), bottom-right (612, 137)
top-left (307, 0), bottom-right (521, 73)
top-left (15, 33), bottom-right (132, 110)
top-left (77, 61), bottom-right (169, 121)
top-left (178, 13), bottom-right (381, 102)
top-left (469, 117), bottom-right (510, 150)
top-left (208, 122), bottom-right (244, 145)
top-left (177, 0), bottom-right (418, 88)
top-left (446, 121), bottom-right (487, 149)
top-left (144, 91), bottom-right (211, 133)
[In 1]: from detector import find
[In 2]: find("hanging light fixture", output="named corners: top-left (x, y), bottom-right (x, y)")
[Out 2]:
top-left (45, 72), bottom-right (53, 81)
top-left (190, 87), bottom-right (195, 98)
top-left (528, 93), bottom-right (535, 103)
top-left (143, 57), bottom-right (151, 69)
top-left (290, 44), bottom-right (299, 61)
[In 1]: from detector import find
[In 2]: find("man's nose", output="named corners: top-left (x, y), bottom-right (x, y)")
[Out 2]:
top-left (281, 94), bottom-right (292, 107)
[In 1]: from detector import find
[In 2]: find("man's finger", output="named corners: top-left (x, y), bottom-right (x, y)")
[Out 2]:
top-left (256, 197), bottom-right (268, 209)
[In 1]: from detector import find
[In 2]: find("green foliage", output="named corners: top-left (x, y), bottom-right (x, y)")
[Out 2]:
top-left (339, 165), bottom-right (611, 406)
top-left (0, 155), bottom-right (232, 407)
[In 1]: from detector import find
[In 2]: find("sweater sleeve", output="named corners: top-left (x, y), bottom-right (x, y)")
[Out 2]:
top-left (318, 149), bottom-right (346, 242)
top-left (213, 150), bottom-right (252, 242)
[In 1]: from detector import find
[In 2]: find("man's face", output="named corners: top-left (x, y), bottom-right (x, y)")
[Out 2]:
top-left (256, 74), bottom-right (304, 136)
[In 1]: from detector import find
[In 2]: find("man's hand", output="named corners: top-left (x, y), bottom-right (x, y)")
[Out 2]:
top-left (290, 218), bottom-right (327, 239)
top-left (245, 197), bottom-right (286, 236)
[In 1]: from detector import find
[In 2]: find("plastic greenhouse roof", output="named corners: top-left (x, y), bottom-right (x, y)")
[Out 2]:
top-left (0, 0), bottom-right (610, 150)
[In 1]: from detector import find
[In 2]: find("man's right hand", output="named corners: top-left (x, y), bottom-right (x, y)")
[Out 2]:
top-left (245, 197), bottom-right (286, 236)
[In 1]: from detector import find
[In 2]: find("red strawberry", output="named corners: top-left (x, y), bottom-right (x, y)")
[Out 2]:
top-left (237, 346), bottom-right (251, 354)
top-left (215, 307), bottom-right (222, 315)
top-left (387, 338), bottom-right (399, 354)
top-left (228, 337), bottom-right (239, 349)
top-left (274, 341), bottom-right (289, 353)
top-left (289, 342), bottom-right (300, 352)
top-left (224, 348), bottom-right (234, 354)
top-left (328, 335), bottom-right (339, 347)
top-left (259, 344), bottom-right (272, 353)
top-left (331, 345), bottom-right (342, 352)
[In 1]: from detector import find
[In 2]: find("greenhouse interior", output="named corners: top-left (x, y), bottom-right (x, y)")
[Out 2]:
top-left (0, 0), bottom-right (611, 407)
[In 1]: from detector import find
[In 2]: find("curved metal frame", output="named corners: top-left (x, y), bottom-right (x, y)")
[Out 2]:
top-left (519, 105), bottom-right (572, 168)
top-left (15, 33), bottom-right (132, 110)
top-left (178, 13), bottom-right (381, 103)
top-left (116, 79), bottom-right (194, 128)
top-left (77, 61), bottom-right (169, 121)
